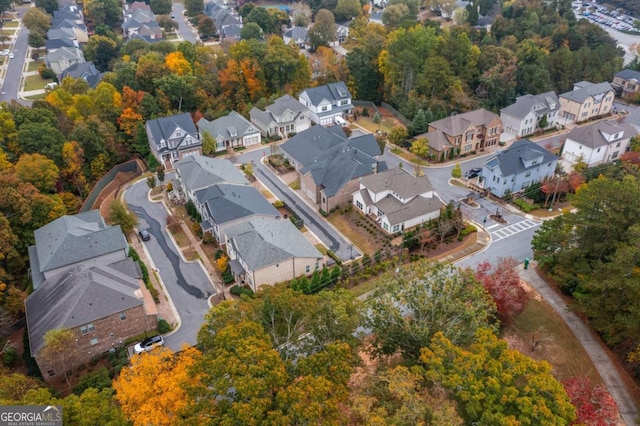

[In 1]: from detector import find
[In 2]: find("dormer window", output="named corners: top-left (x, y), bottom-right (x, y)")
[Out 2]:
top-left (228, 126), bottom-right (237, 137)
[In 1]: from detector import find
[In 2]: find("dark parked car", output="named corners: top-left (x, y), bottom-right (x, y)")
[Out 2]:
top-left (139, 229), bottom-right (151, 241)
top-left (464, 167), bottom-right (482, 179)
top-left (133, 335), bottom-right (164, 354)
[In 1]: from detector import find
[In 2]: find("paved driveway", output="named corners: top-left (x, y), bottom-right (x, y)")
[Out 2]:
top-left (124, 177), bottom-right (215, 350)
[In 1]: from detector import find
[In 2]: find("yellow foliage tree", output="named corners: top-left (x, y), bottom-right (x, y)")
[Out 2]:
top-left (165, 51), bottom-right (192, 76)
top-left (216, 254), bottom-right (229, 272)
top-left (114, 346), bottom-right (201, 426)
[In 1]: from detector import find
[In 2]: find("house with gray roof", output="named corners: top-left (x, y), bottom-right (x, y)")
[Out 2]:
top-left (45, 46), bottom-right (85, 75)
top-left (146, 113), bottom-right (202, 167)
top-left (283, 26), bottom-right (309, 49)
top-left (612, 69), bottom-right (640, 100)
top-left (480, 139), bottom-right (558, 198)
top-left (224, 217), bottom-right (324, 291)
top-left (122, 7), bottom-right (162, 40)
top-left (500, 91), bottom-right (560, 140)
top-left (562, 119), bottom-right (636, 167)
top-left (195, 183), bottom-right (280, 243)
top-left (352, 168), bottom-right (441, 234)
top-left (28, 210), bottom-right (129, 291)
top-left (250, 95), bottom-right (311, 138)
top-left (205, 1), bottom-right (243, 40)
top-left (173, 154), bottom-right (248, 202)
top-left (25, 212), bottom-right (157, 382)
top-left (298, 82), bottom-right (353, 126)
top-left (197, 111), bottom-right (261, 152)
top-left (280, 124), bottom-right (347, 170)
top-left (559, 81), bottom-right (615, 124)
top-left (59, 61), bottom-right (103, 87)
top-left (26, 260), bottom-right (157, 382)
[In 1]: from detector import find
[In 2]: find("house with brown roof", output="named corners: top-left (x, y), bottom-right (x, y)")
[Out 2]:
top-left (562, 120), bottom-right (636, 167)
top-left (420, 108), bottom-right (501, 161)
top-left (352, 168), bottom-right (441, 234)
top-left (612, 69), bottom-right (640, 100)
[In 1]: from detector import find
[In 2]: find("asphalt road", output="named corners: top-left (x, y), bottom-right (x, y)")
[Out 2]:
top-left (173, 3), bottom-right (197, 44)
top-left (0, 6), bottom-right (30, 105)
top-left (124, 177), bottom-right (215, 350)
top-left (230, 147), bottom-right (362, 262)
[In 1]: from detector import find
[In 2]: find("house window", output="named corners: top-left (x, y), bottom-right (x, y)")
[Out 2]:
top-left (383, 223), bottom-right (389, 231)
top-left (525, 171), bottom-right (531, 178)
top-left (465, 132), bottom-right (473, 142)
top-left (81, 323), bottom-right (95, 334)
top-left (356, 200), bottom-right (363, 210)
top-left (48, 370), bottom-right (55, 377)
top-left (306, 265), bottom-right (310, 273)
top-left (616, 142), bottom-right (621, 147)
top-left (454, 137), bottom-right (461, 145)
top-left (612, 151), bottom-right (619, 159)
top-left (581, 112), bottom-right (588, 117)
top-left (392, 224), bottom-right (400, 232)
top-left (90, 338), bottom-right (99, 346)
top-left (315, 261), bottom-right (319, 270)
top-left (597, 148), bottom-right (601, 152)
top-left (276, 264), bottom-right (279, 268)
top-left (321, 106), bottom-right (328, 112)
top-left (120, 313), bottom-right (127, 321)
top-left (340, 100), bottom-right (348, 105)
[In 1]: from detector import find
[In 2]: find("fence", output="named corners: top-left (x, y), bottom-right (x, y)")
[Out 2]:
top-left (283, 202), bottom-right (304, 229)
top-left (80, 159), bottom-right (145, 212)
top-left (352, 100), bottom-right (382, 117)
top-left (381, 102), bottom-right (411, 127)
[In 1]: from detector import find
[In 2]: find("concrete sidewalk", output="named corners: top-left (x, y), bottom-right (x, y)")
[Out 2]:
top-left (518, 266), bottom-right (639, 425)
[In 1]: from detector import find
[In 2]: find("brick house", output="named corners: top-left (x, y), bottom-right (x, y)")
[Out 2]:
top-left (559, 81), bottom-right (615, 124)
top-left (612, 69), bottom-right (640, 100)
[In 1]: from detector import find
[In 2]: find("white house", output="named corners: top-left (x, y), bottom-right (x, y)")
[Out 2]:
top-left (298, 82), bottom-right (353, 126)
top-left (562, 120), bottom-right (636, 167)
top-left (352, 168), bottom-right (441, 234)
top-left (249, 94), bottom-right (311, 138)
top-left (197, 111), bottom-right (261, 152)
top-left (500, 91), bottom-right (560, 140)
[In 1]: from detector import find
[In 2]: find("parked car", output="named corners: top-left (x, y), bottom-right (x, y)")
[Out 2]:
top-left (139, 229), bottom-right (151, 241)
top-left (8, 53), bottom-right (13, 59)
top-left (133, 335), bottom-right (164, 354)
top-left (464, 167), bottom-right (482, 179)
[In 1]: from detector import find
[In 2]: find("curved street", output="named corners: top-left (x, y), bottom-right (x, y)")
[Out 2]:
top-left (124, 177), bottom-right (215, 350)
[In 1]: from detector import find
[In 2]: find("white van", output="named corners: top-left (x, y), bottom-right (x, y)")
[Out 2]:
top-left (44, 82), bottom-right (58, 90)
top-left (334, 116), bottom-right (348, 127)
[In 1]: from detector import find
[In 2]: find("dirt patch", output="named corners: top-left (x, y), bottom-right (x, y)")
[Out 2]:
top-left (412, 231), bottom-right (477, 261)
top-left (98, 171), bottom-right (139, 219)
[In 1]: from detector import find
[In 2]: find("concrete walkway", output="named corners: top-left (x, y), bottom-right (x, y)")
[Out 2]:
top-left (518, 266), bottom-right (639, 425)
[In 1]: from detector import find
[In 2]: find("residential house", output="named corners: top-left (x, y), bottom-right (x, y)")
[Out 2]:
top-left (45, 46), bottom-right (85, 75)
top-left (45, 38), bottom-right (78, 53)
top-left (422, 108), bottom-right (501, 159)
top-left (25, 212), bottom-right (157, 382)
top-left (146, 113), bottom-right (202, 167)
top-left (562, 120), bottom-right (636, 167)
top-left (225, 217), bottom-right (324, 291)
top-left (352, 168), bottom-right (441, 234)
top-left (59, 61), bottom-right (104, 88)
top-left (50, 4), bottom-right (88, 43)
top-left (250, 95), bottom-right (311, 138)
top-left (122, 7), bottom-right (163, 41)
top-left (281, 126), bottom-right (385, 211)
top-left (28, 211), bottom-right (129, 291)
top-left (500, 91), bottom-right (560, 140)
top-left (369, 10), bottom-right (384, 24)
top-left (283, 27), bottom-right (308, 49)
top-left (480, 139), bottom-right (558, 198)
top-left (559, 81), bottom-right (615, 124)
top-left (335, 21), bottom-right (351, 44)
top-left (204, 2), bottom-right (243, 40)
top-left (197, 111), bottom-right (261, 152)
top-left (172, 154), bottom-right (249, 202)
top-left (612, 69), bottom-right (640, 100)
top-left (194, 183), bottom-right (281, 243)
top-left (298, 82), bottom-right (353, 126)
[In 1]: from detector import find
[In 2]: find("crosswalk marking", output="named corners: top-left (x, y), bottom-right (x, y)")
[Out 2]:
top-left (491, 219), bottom-right (540, 242)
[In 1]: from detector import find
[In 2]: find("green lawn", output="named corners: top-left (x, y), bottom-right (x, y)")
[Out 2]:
top-left (0, 29), bottom-right (15, 36)
top-left (356, 116), bottom-right (397, 134)
top-left (389, 147), bottom-right (428, 166)
top-left (24, 74), bottom-right (51, 91)
top-left (2, 21), bottom-right (19, 28)
top-left (315, 244), bottom-right (328, 255)
top-left (27, 60), bottom-right (44, 72)
top-left (24, 93), bottom-right (47, 100)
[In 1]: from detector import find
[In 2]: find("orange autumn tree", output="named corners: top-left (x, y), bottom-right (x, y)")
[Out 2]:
top-left (114, 346), bottom-right (201, 426)
top-left (117, 108), bottom-right (143, 137)
top-left (121, 86), bottom-right (146, 112)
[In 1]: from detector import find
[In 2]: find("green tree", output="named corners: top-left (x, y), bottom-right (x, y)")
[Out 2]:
top-left (108, 201), bottom-right (138, 234)
top-left (291, 1), bottom-right (311, 26)
top-left (387, 126), bottom-right (408, 146)
top-left (83, 35), bottom-right (118, 72)
top-left (421, 328), bottom-right (576, 425)
top-left (410, 137), bottom-right (429, 157)
top-left (197, 15), bottom-right (216, 39)
top-left (308, 9), bottom-right (337, 51)
top-left (150, 0), bottom-right (172, 15)
top-left (240, 22), bottom-right (264, 40)
top-left (35, 0), bottom-right (58, 13)
top-left (27, 32), bottom-right (46, 50)
top-left (201, 131), bottom-right (218, 155)
top-left (84, 0), bottom-right (123, 28)
top-left (39, 328), bottom-right (75, 387)
top-left (17, 122), bottom-right (65, 166)
top-left (366, 261), bottom-right (496, 360)
top-left (451, 163), bottom-right (461, 178)
top-left (146, 175), bottom-right (156, 189)
top-left (335, 0), bottom-right (362, 21)
top-left (62, 388), bottom-right (129, 426)
top-left (14, 153), bottom-right (60, 193)
top-left (246, 6), bottom-right (276, 35)
top-left (22, 8), bottom-right (50, 37)
top-left (382, 3), bottom-right (412, 28)
top-left (184, 0), bottom-right (204, 16)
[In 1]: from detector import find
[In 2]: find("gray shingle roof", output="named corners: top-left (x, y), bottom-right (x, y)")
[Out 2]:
top-left (280, 125), bottom-right (347, 165)
top-left (485, 139), bottom-right (557, 177)
top-left (146, 112), bottom-right (199, 152)
top-left (299, 82), bottom-right (351, 106)
top-left (359, 168), bottom-right (433, 200)
top-left (197, 111), bottom-right (259, 141)
top-left (560, 81), bottom-right (614, 103)
top-left (26, 260), bottom-right (143, 356)
top-left (29, 211), bottom-right (128, 288)
top-left (429, 108), bottom-right (499, 137)
top-left (283, 26), bottom-right (308, 41)
top-left (615, 69), bottom-right (640, 81)
top-left (566, 120), bottom-right (637, 149)
top-left (196, 184), bottom-right (280, 225)
top-left (174, 155), bottom-right (249, 192)
top-left (415, 129), bottom-right (453, 153)
top-left (226, 217), bottom-right (322, 271)
top-left (377, 194), bottom-right (441, 228)
top-left (500, 91), bottom-right (559, 120)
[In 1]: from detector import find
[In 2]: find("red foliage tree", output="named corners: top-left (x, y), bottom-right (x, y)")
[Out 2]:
top-left (474, 258), bottom-right (529, 322)
top-left (563, 377), bottom-right (618, 426)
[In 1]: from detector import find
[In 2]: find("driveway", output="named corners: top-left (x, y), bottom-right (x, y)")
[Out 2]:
top-left (124, 177), bottom-right (215, 350)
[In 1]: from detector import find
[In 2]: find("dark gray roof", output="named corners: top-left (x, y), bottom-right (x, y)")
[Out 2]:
top-left (226, 217), bottom-right (322, 271)
top-left (500, 91), bottom-right (559, 120)
top-left (299, 82), bottom-right (351, 106)
top-left (566, 120), bottom-right (637, 149)
top-left (197, 111), bottom-right (259, 141)
top-left (46, 46), bottom-right (84, 62)
top-left (46, 38), bottom-right (78, 51)
top-left (615, 69), bottom-right (640, 81)
top-left (59, 62), bottom-right (103, 87)
top-left (359, 168), bottom-right (433, 199)
top-left (377, 194), bottom-right (441, 227)
top-left (280, 125), bottom-right (347, 165)
top-left (283, 27), bottom-right (308, 40)
top-left (267, 94), bottom-right (308, 117)
top-left (197, 184), bottom-right (280, 225)
top-left (560, 81), bottom-right (614, 103)
top-left (26, 260), bottom-right (143, 356)
top-left (146, 113), bottom-right (199, 151)
top-left (174, 155), bottom-right (248, 191)
top-left (484, 139), bottom-right (557, 177)
top-left (29, 211), bottom-right (128, 288)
